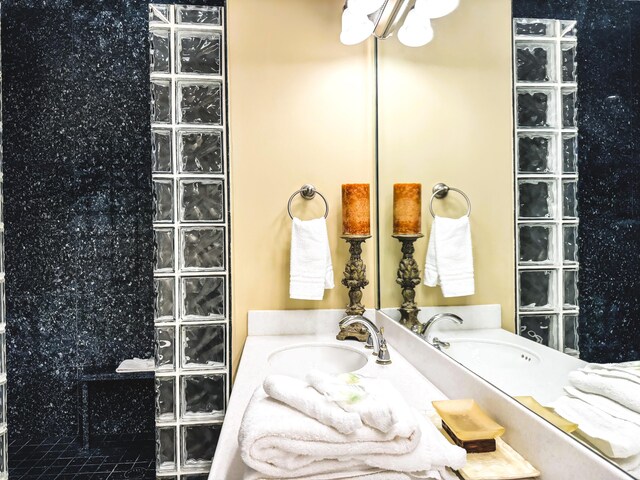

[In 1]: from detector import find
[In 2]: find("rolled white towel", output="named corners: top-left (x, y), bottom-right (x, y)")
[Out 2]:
top-left (569, 370), bottom-right (640, 413)
top-left (306, 370), bottom-right (397, 433)
top-left (552, 395), bottom-right (640, 459)
top-left (263, 374), bottom-right (363, 435)
top-left (564, 386), bottom-right (640, 427)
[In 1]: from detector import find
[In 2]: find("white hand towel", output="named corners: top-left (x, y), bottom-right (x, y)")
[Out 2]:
top-left (423, 216), bottom-right (474, 298)
top-left (239, 387), bottom-right (466, 479)
top-left (551, 395), bottom-right (640, 459)
top-left (306, 370), bottom-right (397, 433)
top-left (263, 374), bottom-right (363, 435)
top-left (290, 217), bottom-right (334, 300)
top-left (569, 370), bottom-right (640, 413)
top-left (244, 465), bottom-right (457, 480)
top-left (564, 386), bottom-right (640, 427)
top-left (582, 362), bottom-right (640, 385)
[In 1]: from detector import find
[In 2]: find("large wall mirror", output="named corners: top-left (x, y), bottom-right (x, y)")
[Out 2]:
top-left (375, 0), bottom-right (640, 477)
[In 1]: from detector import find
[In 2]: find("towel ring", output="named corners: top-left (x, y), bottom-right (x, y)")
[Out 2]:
top-left (429, 183), bottom-right (471, 218)
top-left (287, 184), bottom-right (329, 219)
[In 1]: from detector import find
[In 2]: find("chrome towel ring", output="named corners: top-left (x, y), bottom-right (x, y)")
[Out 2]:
top-left (429, 183), bottom-right (471, 218)
top-left (287, 184), bottom-right (329, 219)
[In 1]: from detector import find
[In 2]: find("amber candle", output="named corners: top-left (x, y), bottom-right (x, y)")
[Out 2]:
top-left (393, 183), bottom-right (422, 235)
top-left (342, 184), bottom-right (371, 236)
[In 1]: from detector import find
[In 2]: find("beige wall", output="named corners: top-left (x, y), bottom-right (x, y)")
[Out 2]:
top-left (377, 0), bottom-right (516, 330)
top-left (227, 0), bottom-right (377, 375)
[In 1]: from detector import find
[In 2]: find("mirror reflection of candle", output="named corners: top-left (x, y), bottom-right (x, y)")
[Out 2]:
top-left (342, 184), bottom-right (371, 236)
top-left (393, 183), bottom-right (422, 235)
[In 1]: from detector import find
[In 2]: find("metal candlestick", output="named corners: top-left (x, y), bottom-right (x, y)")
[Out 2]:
top-left (337, 234), bottom-right (372, 342)
top-left (392, 234), bottom-right (423, 332)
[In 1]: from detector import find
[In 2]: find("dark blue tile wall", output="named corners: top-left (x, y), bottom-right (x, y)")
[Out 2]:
top-left (513, 1), bottom-right (640, 363)
top-left (2, 0), bottom-right (155, 438)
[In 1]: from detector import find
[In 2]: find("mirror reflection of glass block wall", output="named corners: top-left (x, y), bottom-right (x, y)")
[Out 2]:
top-left (150, 5), bottom-right (229, 478)
top-left (0, 7), bottom-right (7, 478)
top-left (514, 19), bottom-right (580, 357)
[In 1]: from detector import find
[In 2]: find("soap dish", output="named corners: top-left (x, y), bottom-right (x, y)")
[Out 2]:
top-left (432, 399), bottom-right (505, 441)
top-left (514, 396), bottom-right (578, 433)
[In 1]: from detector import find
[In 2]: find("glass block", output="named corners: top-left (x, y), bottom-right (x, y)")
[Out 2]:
top-left (154, 228), bottom-right (174, 272)
top-left (156, 426), bottom-right (176, 471)
top-left (514, 18), bottom-right (554, 37)
top-left (150, 29), bottom-right (171, 73)
top-left (154, 277), bottom-right (174, 322)
top-left (181, 227), bottom-right (225, 271)
top-left (563, 314), bottom-right (580, 355)
top-left (564, 270), bottom-right (579, 308)
top-left (563, 225), bottom-right (579, 263)
top-left (563, 181), bottom-right (578, 218)
top-left (177, 31), bottom-right (222, 75)
top-left (0, 431), bottom-right (6, 476)
top-left (518, 180), bottom-right (555, 219)
top-left (518, 134), bottom-right (554, 173)
top-left (156, 327), bottom-right (175, 371)
top-left (0, 333), bottom-right (5, 376)
top-left (149, 4), bottom-right (170, 23)
top-left (181, 424), bottom-right (222, 468)
top-left (176, 5), bottom-right (222, 25)
top-left (182, 324), bottom-right (225, 369)
top-left (153, 180), bottom-right (174, 223)
top-left (519, 225), bottom-right (554, 264)
top-left (519, 314), bottom-right (558, 349)
top-left (182, 475), bottom-right (209, 480)
top-left (151, 80), bottom-right (172, 124)
top-left (178, 81), bottom-right (223, 125)
top-left (156, 377), bottom-right (176, 422)
top-left (182, 276), bottom-right (225, 320)
top-left (0, 383), bottom-right (6, 425)
top-left (516, 42), bottom-right (554, 82)
top-left (180, 180), bottom-right (224, 222)
top-left (519, 270), bottom-right (556, 310)
top-left (517, 88), bottom-right (556, 128)
top-left (561, 42), bottom-right (577, 82)
top-left (562, 89), bottom-right (578, 128)
top-left (562, 134), bottom-right (578, 173)
top-left (181, 374), bottom-right (226, 419)
top-left (561, 20), bottom-right (577, 38)
top-left (152, 129), bottom-right (172, 173)
top-left (178, 130), bottom-right (224, 174)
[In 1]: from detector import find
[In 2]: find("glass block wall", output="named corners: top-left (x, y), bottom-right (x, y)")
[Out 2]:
top-left (150, 5), bottom-right (230, 477)
top-left (513, 19), bottom-right (580, 357)
top-left (0, 7), bottom-right (7, 477)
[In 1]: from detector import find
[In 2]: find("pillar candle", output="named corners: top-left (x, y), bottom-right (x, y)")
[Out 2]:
top-left (342, 184), bottom-right (371, 235)
top-left (393, 183), bottom-right (422, 235)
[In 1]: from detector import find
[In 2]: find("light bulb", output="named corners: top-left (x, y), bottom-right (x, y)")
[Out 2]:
top-left (340, 7), bottom-right (375, 45)
top-left (415, 0), bottom-right (459, 19)
top-left (397, 8), bottom-right (434, 47)
top-left (348, 0), bottom-right (386, 15)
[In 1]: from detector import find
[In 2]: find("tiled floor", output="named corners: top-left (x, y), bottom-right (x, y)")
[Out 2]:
top-left (9, 433), bottom-right (156, 480)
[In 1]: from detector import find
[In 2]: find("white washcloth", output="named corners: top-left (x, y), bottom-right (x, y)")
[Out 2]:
top-left (569, 370), bottom-right (640, 413)
top-left (306, 370), bottom-right (397, 433)
top-left (115, 358), bottom-right (154, 373)
top-left (564, 386), bottom-right (640, 427)
top-left (290, 217), bottom-right (334, 300)
top-left (582, 361), bottom-right (640, 385)
top-left (239, 387), bottom-right (466, 479)
top-left (263, 375), bottom-right (363, 435)
top-left (424, 216), bottom-right (474, 297)
top-left (615, 453), bottom-right (640, 477)
top-left (551, 395), bottom-right (640, 459)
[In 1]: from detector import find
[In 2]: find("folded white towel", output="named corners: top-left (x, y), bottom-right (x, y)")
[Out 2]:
top-left (244, 465), bottom-right (458, 480)
top-left (552, 395), bottom-right (640, 459)
top-left (263, 375), bottom-right (363, 434)
top-left (615, 452), bottom-right (640, 477)
top-left (290, 217), bottom-right (334, 301)
top-left (564, 386), bottom-right (640, 427)
top-left (569, 370), bottom-right (640, 413)
top-left (582, 362), bottom-right (640, 385)
top-left (239, 387), bottom-right (466, 479)
top-left (115, 358), bottom-right (154, 373)
top-left (306, 371), bottom-right (397, 433)
top-left (424, 216), bottom-right (474, 298)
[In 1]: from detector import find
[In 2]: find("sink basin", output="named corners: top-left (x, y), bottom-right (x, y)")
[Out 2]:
top-left (268, 343), bottom-right (369, 378)
top-left (444, 338), bottom-right (541, 368)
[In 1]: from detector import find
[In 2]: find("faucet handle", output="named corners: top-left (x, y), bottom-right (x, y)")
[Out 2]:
top-left (376, 335), bottom-right (392, 365)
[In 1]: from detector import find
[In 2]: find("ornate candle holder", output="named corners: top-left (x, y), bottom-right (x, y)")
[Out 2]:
top-left (392, 234), bottom-right (423, 332)
top-left (337, 234), bottom-right (372, 342)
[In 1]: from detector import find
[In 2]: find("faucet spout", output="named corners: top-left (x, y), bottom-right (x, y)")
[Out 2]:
top-left (419, 313), bottom-right (464, 338)
top-left (339, 315), bottom-right (391, 364)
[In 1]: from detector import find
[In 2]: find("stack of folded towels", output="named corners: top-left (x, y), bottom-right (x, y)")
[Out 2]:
top-left (551, 361), bottom-right (640, 476)
top-left (238, 370), bottom-right (467, 480)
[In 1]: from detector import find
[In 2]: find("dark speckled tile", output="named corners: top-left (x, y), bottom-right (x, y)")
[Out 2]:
top-left (514, 1), bottom-right (640, 362)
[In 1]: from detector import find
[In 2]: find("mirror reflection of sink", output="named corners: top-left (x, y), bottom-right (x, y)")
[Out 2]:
top-left (442, 338), bottom-right (541, 368)
top-left (268, 343), bottom-right (369, 379)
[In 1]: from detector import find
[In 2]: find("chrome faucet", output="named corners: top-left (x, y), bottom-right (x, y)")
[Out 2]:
top-left (339, 316), bottom-right (391, 365)
top-left (419, 313), bottom-right (463, 350)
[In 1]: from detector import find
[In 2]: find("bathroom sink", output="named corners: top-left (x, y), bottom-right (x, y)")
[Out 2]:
top-left (268, 343), bottom-right (369, 379)
top-left (443, 338), bottom-right (541, 367)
